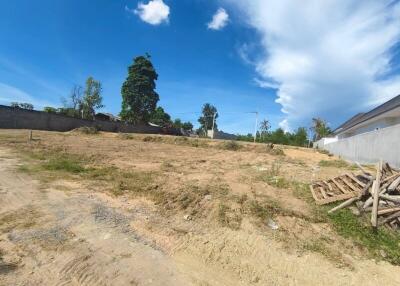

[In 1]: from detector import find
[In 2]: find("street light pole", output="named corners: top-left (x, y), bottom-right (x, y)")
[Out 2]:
top-left (254, 112), bottom-right (258, 143)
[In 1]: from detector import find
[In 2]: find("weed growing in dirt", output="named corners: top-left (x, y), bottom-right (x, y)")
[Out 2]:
top-left (73, 127), bottom-right (99, 135)
top-left (247, 198), bottom-right (288, 221)
top-left (265, 145), bottom-right (285, 156)
top-left (319, 159), bottom-right (349, 168)
top-left (43, 155), bottom-right (85, 173)
top-left (218, 203), bottom-right (242, 229)
top-left (119, 133), bottom-right (134, 140)
top-left (328, 209), bottom-right (400, 265)
top-left (143, 136), bottom-right (163, 143)
top-left (220, 140), bottom-right (241, 151)
top-left (300, 239), bottom-right (352, 268)
top-left (316, 149), bottom-right (333, 156)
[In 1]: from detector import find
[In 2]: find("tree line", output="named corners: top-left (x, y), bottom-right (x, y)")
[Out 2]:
top-left (9, 53), bottom-right (332, 143)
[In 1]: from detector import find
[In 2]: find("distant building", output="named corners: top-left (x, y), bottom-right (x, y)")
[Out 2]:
top-left (207, 129), bottom-right (237, 140)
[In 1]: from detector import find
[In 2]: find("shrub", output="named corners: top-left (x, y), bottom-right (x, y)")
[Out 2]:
top-left (221, 140), bottom-right (241, 151)
top-left (73, 126), bottom-right (99, 135)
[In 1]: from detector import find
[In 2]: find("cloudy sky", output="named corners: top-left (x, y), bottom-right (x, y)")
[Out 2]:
top-left (1, 0), bottom-right (400, 133)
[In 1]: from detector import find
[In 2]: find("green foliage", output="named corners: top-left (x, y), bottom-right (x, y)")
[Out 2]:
top-left (149, 106), bottom-right (171, 126)
top-left (56, 107), bottom-right (80, 118)
top-left (182, 121), bottom-right (193, 132)
top-left (237, 126), bottom-right (309, 147)
top-left (173, 118), bottom-right (182, 129)
top-left (120, 54), bottom-right (159, 124)
top-left (221, 140), bottom-right (241, 151)
top-left (10, 102), bottom-right (34, 110)
top-left (311, 117), bottom-right (331, 141)
top-left (43, 107), bottom-right (57, 113)
top-left (319, 159), bottom-right (349, 168)
top-left (198, 103), bottom-right (218, 133)
top-left (42, 155), bottom-right (85, 173)
top-left (329, 209), bottom-right (400, 265)
top-left (82, 77), bottom-right (103, 120)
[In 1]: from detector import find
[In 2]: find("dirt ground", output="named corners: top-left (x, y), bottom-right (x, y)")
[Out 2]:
top-left (1, 129), bottom-right (400, 285)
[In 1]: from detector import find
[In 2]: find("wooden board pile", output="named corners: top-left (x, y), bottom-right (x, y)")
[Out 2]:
top-left (310, 161), bottom-right (400, 230)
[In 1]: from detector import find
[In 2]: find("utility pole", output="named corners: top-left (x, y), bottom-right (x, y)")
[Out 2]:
top-left (211, 112), bottom-right (216, 139)
top-left (253, 112), bottom-right (258, 143)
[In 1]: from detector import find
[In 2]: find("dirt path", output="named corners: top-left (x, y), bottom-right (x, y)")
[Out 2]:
top-left (0, 147), bottom-right (193, 286)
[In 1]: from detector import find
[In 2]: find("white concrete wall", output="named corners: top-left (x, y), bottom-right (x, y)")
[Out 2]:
top-left (320, 123), bottom-right (400, 167)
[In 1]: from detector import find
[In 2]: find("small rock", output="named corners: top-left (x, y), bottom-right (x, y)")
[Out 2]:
top-left (380, 249), bottom-right (387, 258)
top-left (267, 218), bottom-right (279, 230)
top-left (204, 195), bottom-right (212, 201)
top-left (183, 215), bottom-right (192, 221)
top-left (349, 206), bottom-right (361, 216)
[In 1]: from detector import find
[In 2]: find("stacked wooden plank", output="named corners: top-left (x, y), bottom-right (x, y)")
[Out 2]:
top-left (311, 161), bottom-right (400, 230)
top-left (310, 174), bottom-right (367, 205)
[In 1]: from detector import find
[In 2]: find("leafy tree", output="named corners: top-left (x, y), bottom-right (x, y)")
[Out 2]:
top-left (269, 128), bottom-right (289, 145)
top-left (182, 121), bottom-right (193, 132)
top-left (81, 77), bottom-right (103, 120)
top-left (43, 106), bottom-right (57, 113)
top-left (149, 106), bottom-right (171, 126)
top-left (121, 54), bottom-right (159, 124)
top-left (173, 118), bottom-right (182, 129)
top-left (311, 118), bottom-right (331, 141)
top-left (198, 103), bottom-right (218, 133)
top-left (60, 85), bottom-right (84, 118)
top-left (292, 127), bottom-right (308, 146)
top-left (11, 102), bottom-right (34, 110)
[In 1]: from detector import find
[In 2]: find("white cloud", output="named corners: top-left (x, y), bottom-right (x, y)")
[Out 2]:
top-left (0, 82), bottom-right (56, 109)
top-left (226, 0), bottom-right (400, 130)
top-left (128, 0), bottom-right (170, 25)
top-left (208, 8), bottom-right (229, 30)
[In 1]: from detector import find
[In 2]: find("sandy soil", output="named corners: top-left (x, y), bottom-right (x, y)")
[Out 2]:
top-left (0, 130), bottom-right (400, 285)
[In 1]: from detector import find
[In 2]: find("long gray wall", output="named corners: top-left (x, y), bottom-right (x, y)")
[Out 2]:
top-left (0, 105), bottom-right (164, 134)
top-left (321, 123), bottom-right (400, 167)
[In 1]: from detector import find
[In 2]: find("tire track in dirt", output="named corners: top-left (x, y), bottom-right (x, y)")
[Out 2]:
top-left (0, 147), bottom-right (190, 286)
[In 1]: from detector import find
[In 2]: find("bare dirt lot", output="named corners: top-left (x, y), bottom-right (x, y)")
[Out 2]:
top-left (1, 129), bottom-right (400, 285)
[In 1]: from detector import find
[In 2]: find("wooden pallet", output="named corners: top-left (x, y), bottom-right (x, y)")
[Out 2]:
top-left (310, 174), bottom-right (365, 205)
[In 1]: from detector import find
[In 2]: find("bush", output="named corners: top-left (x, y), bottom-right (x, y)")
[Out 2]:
top-left (73, 126), bottom-right (99, 135)
top-left (221, 140), bottom-right (241, 151)
top-left (43, 155), bottom-right (85, 173)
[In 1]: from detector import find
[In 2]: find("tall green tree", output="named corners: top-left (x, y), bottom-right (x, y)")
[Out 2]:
top-left (82, 77), bottom-right (103, 120)
top-left (173, 118), bottom-right (183, 129)
top-left (149, 106), bottom-right (171, 126)
top-left (292, 127), bottom-right (308, 146)
top-left (182, 121), bottom-right (193, 132)
top-left (121, 54), bottom-right (159, 124)
top-left (198, 103), bottom-right (218, 133)
top-left (311, 118), bottom-right (331, 141)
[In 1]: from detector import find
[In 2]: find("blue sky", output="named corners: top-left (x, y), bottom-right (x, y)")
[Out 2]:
top-left (1, 0), bottom-right (400, 134)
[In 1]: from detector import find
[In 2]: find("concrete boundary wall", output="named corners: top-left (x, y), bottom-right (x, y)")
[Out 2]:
top-left (0, 105), bottom-right (163, 134)
top-left (321, 123), bottom-right (400, 167)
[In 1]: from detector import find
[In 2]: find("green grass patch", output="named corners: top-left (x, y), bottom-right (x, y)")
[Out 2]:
top-left (328, 209), bottom-right (400, 265)
top-left (319, 159), bottom-right (349, 168)
top-left (220, 140), bottom-right (242, 151)
top-left (42, 155), bottom-right (85, 173)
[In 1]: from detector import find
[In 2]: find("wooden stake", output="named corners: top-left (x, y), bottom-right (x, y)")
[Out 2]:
top-left (328, 197), bottom-right (359, 214)
top-left (371, 160), bottom-right (383, 228)
top-left (28, 130), bottom-right (33, 141)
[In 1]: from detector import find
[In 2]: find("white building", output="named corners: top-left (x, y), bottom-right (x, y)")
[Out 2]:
top-left (315, 94), bottom-right (400, 167)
